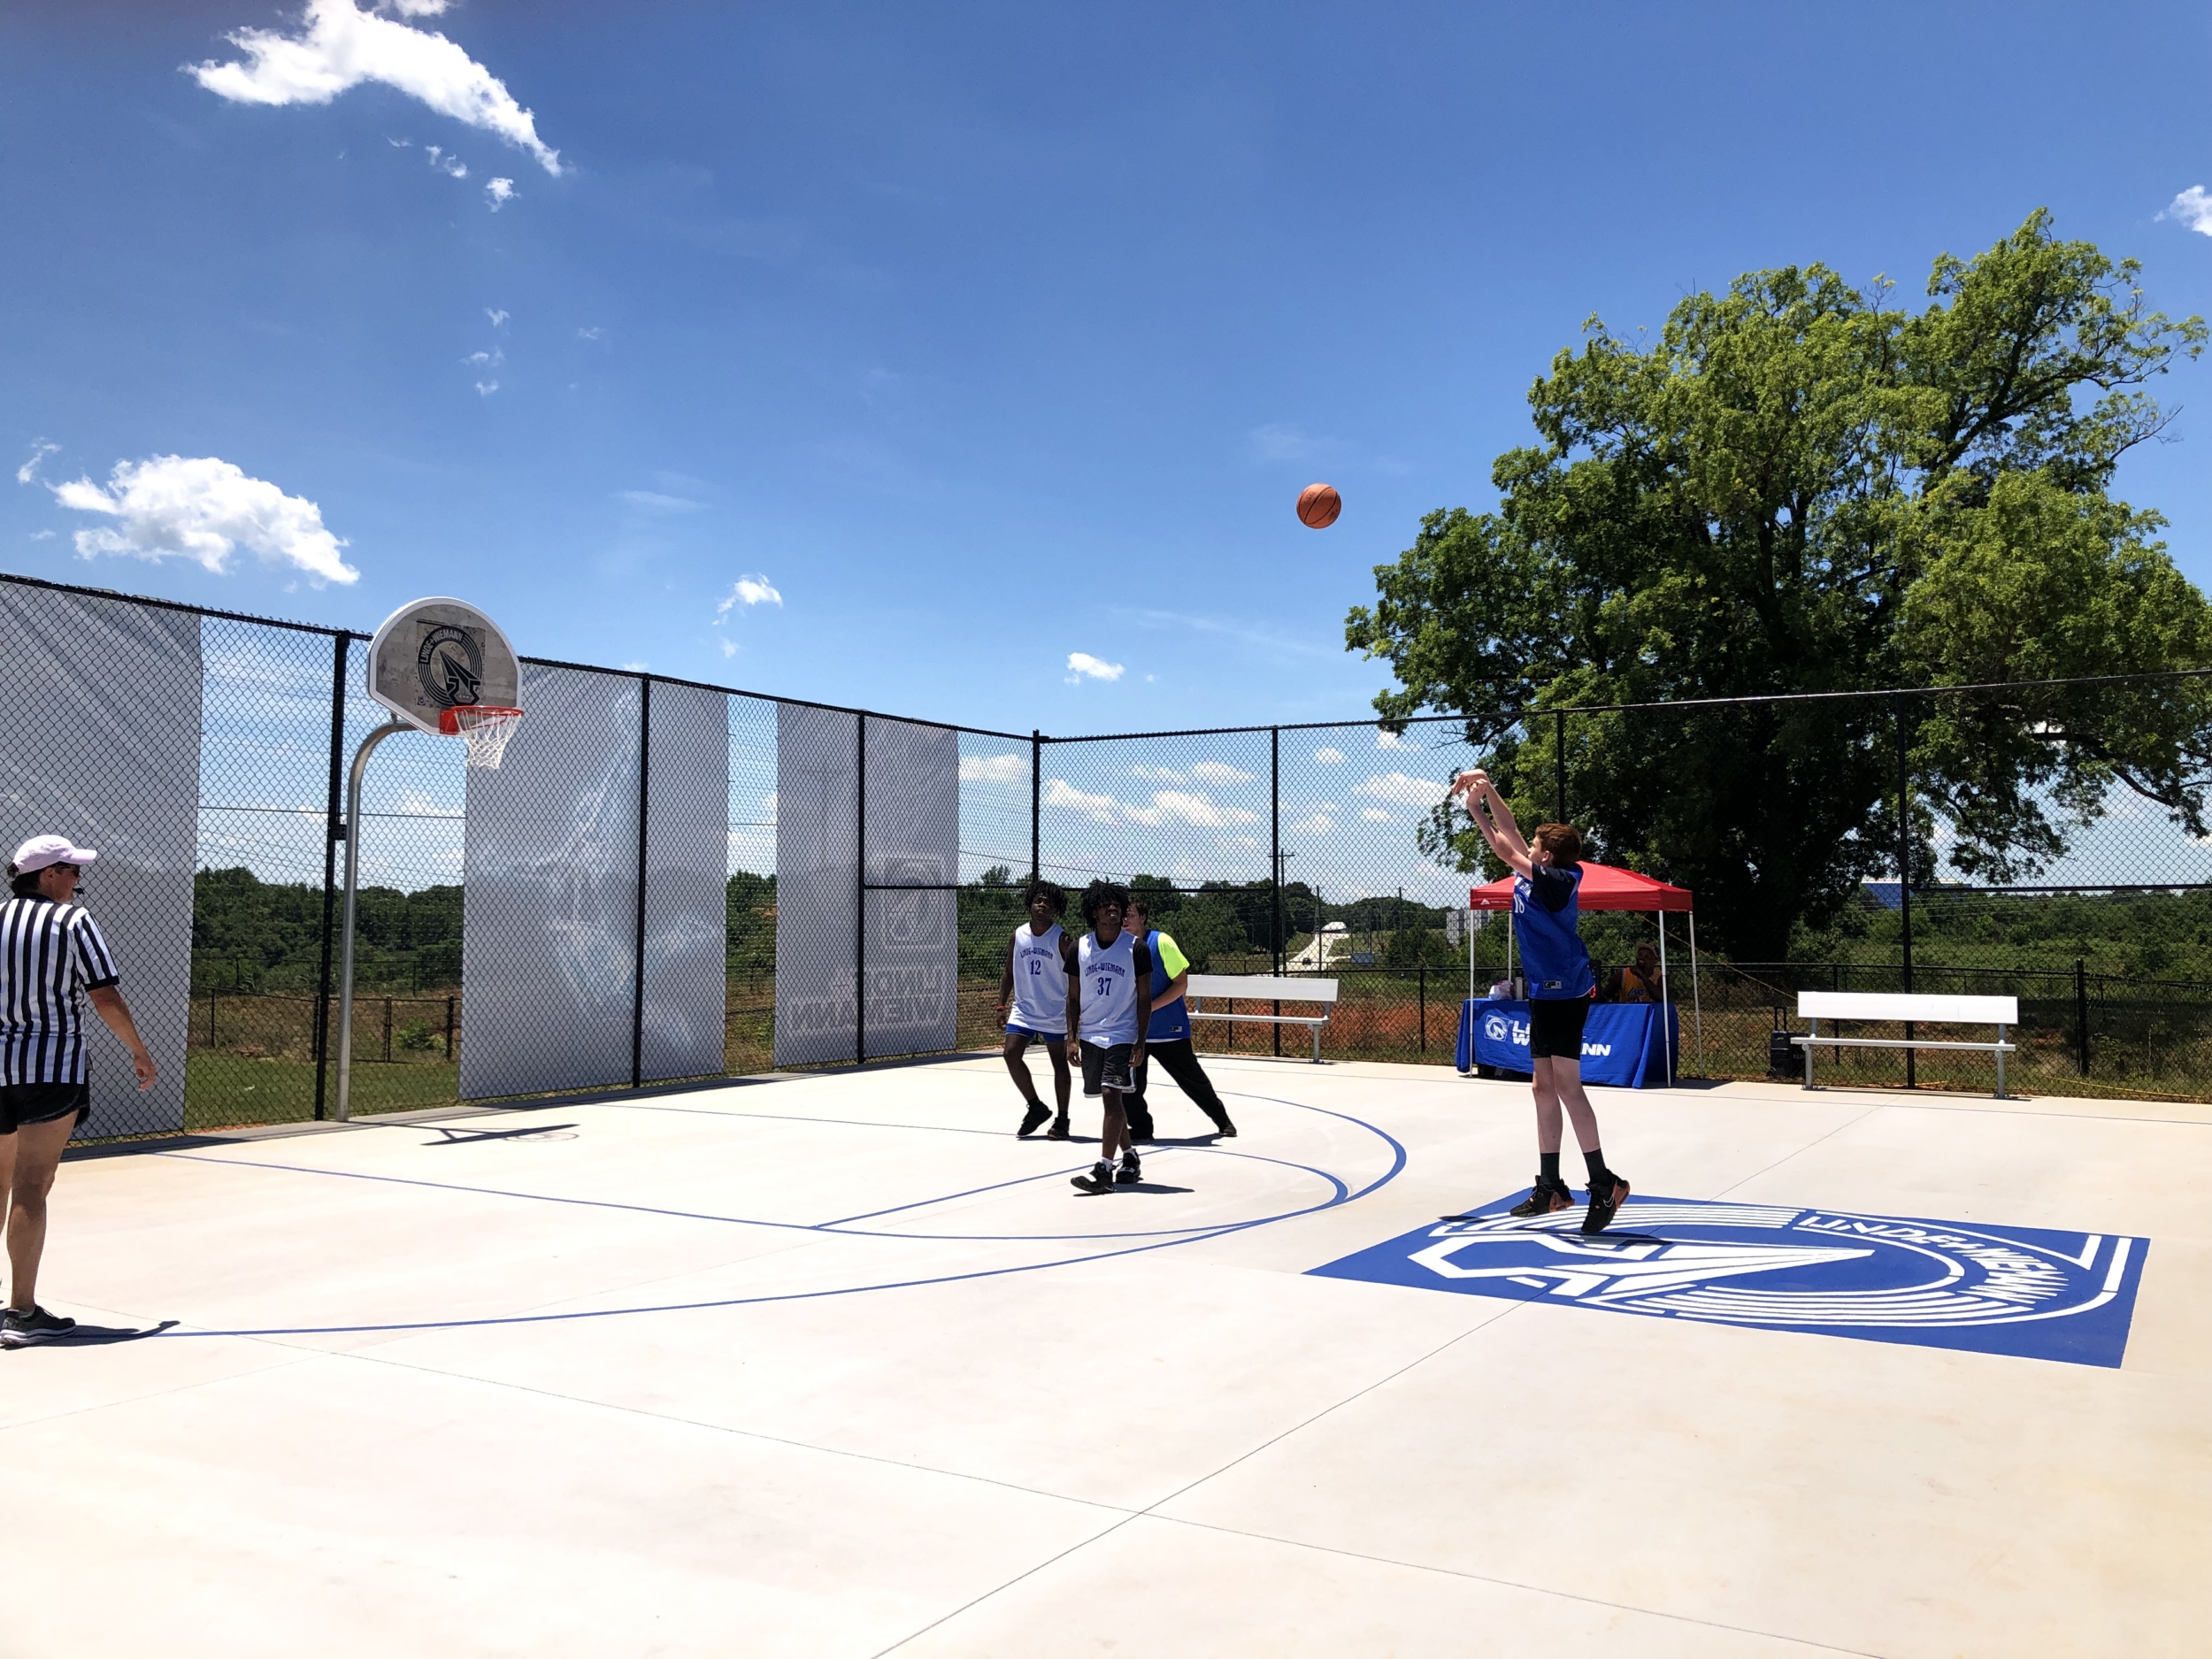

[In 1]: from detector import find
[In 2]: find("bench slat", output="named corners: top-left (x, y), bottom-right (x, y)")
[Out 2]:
top-left (1798, 992), bottom-right (2017, 1023)
top-left (1791, 1036), bottom-right (2016, 1052)
top-left (1187, 975), bottom-right (1339, 1003)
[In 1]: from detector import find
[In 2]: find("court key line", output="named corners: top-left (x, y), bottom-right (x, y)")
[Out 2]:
top-left (142, 1090), bottom-right (1407, 1340)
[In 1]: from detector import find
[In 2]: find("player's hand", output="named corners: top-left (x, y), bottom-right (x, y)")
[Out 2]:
top-left (1131, 1043), bottom-right (1147, 1071)
top-left (132, 1048), bottom-right (157, 1090)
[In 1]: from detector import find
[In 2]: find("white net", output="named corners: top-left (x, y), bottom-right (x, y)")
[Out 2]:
top-left (451, 705), bottom-right (524, 770)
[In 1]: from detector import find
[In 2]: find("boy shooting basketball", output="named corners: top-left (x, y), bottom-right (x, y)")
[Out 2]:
top-left (1065, 879), bottom-right (1152, 1194)
top-left (997, 879), bottom-right (1072, 1139)
top-left (1452, 770), bottom-right (1630, 1234)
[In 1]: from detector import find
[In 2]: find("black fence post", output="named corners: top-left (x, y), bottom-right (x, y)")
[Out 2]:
top-left (1555, 708), bottom-right (1567, 822)
top-left (1418, 964), bottom-right (1427, 1052)
top-left (1271, 726), bottom-right (1283, 1057)
top-left (446, 995), bottom-right (456, 1060)
top-left (1894, 694), bottom-right (1916, 1088)
top-left (2076, 956), bottom-right (2091, 1078)
top-left (1030, 729), bottom-right (1041, 885)
top-left (631, 675), bottom-right (654, 1089)
top-left (311, 631), bottom-right (349, 1120)
top-left (856, 711), bottom-right (868, 1067)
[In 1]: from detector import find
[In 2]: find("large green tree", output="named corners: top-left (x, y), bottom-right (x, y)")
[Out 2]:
top-left (1346, 212), bottom-right (2210, 959)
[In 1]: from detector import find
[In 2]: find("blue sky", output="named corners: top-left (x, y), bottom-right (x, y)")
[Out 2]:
top-left (6, 0), bottom-right (2212, 736)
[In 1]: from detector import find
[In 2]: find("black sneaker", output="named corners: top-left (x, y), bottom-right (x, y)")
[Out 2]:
top-left (0, 1305), bottom-right (76, 1348)
top-left (1207, 1110), bottom-right (1238, 1138)
top-left (1017, 1102), bottom-right (1051, 1138)
top-left (1508, 1178), bottom-right (1574, 1218)
top-left (1071, 1161), bottom-right (1114, 1194)
top-left (1126, 1109), bottom-right (1156, 1143)
top-left (1047, 1116), bottom-right (1071, 1141)
top-left (1582, 1171), bottom-right (1631, 1235)
top-left (1116, 1152), bottom-right (1142, 1185)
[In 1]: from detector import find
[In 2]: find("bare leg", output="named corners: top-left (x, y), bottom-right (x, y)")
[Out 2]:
top-left (1533, 1055), bottom-right (1601, 1153)
top-left (1002, 1032), bottom-right (1043, 1106)
top-left (1100, 1092), bottom-right (1129, 1160)
top-left (1046, 1042), bottom-right (1072, 1113)
top-left (6, 1116), bottom-right (73, 1311)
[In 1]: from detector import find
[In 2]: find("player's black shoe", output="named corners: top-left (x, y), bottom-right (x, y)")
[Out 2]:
top-left (0, 1305), bottom-right (76, 1348)
top-left (1508, 1178), bottom-right (1574, 1218)
top-left (1582, 1171), bottom-right (1631, 1234)
top-left (1017, 1102), bottom-right (1051, 1138)
top-left (1115, 1151), bottom-right (1142, 1186)
top-left (1047, 1115), bottom-right (1071, 1141)
top-left (1126, 1107), bottom-right (1156, 1143)
top-left (1205, 1108), bottom-right (1238, 1137)
top-left (1071, 1160), bottom-right (1114, 1194)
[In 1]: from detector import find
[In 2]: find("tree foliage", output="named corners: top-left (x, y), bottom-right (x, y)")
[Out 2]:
top-left (1346, 212), bottom-right (2209, 958)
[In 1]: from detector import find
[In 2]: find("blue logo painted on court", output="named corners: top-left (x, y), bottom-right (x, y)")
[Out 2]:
top-left (1310, 1194), bottom-right (2148, 1367)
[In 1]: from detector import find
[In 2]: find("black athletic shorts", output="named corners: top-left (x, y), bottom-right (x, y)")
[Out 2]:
top-left (0, 1081), bottom-right (91, 1134)
top-left (1527, 997), bottom-right (1590, 1061)
top-left (1079, 1041), bottom-right (1134, 1096)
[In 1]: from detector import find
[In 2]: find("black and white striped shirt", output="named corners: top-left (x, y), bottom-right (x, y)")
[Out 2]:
top-left (0, 896), bottom-right (120, 1085)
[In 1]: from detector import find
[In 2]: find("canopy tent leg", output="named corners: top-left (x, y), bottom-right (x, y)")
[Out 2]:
top-left (1689, 908), bottom-right (1704, 1079)
top-left (1657, 910), bottom-right (1674, 1087)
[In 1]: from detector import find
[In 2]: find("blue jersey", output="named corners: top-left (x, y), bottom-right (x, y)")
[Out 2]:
top-left (1514, 864), bottom-right (1593, 1000)
top-left (1137, 928), bottom-right (1191, 1041)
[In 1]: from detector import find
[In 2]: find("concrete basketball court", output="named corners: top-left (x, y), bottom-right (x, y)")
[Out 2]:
top-left (6, 1055), bottom-right (2204, 1658)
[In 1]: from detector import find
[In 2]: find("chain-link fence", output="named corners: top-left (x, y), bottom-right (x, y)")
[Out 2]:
top-left (8, 568), bottom-right (2212, 1139)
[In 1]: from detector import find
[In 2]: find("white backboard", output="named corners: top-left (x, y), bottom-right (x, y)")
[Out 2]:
top-left (365, 597), bottom-right (520, 736)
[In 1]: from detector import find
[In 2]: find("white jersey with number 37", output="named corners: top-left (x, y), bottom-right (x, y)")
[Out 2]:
top-left (1076, 929), bottom-right (1139, 1045)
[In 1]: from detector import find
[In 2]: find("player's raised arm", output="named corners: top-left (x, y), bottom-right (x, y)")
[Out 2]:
top-left (1453, 768), bottom-right (1535, 878)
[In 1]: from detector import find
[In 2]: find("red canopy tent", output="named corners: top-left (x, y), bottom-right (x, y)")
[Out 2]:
top-left (1469, 863), bottom-right (1702, 1081)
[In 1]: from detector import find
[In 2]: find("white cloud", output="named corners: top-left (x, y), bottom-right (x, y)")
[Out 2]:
top-left (1190, 760), bottom-right (1256, 786)
top-left (1066, 652), bottom-right (1124, 682)
top-left (425, 142), bottom-right (465, 178)
top-left (2159, 186), bottom-right (2212, 235)
top-left (1131, 764), bottom-right (1187, 784)
top-left (485, 176), bottom-right (514, 210)
top-left (716, 575), bottom-right (782, 618)
top-left (1148, 791), bottom-right (1258, 828)
top-left (620, 659), bottom-right (648, 672)
top-left (1313, 746), bottom-right (1346, 764)
top-left (27, 530), bottom-right (54, 541)
top-left (50, 454), bottom-right (358, 585)
top-left (1361, 807), bottom-right (1394, 823)
top-left (1248, 423), bottom-right (1330, 463)
top-left (15, 442), bottom-right (58, 485)
top-left (621, 489), bottom-right (701, 514)
top-left (577, 326), bottom-right (603, 341)
top-left (1290, 813), bottom-right (1334, 835)
top-left (718, 638), bottom-right (736, 658)
top-left (191, 0), bottom-right (563, 174)
top-left (473, 379), bottom-right (498, 396)
top-left (960, 753), bottom-right (1027, 785)
top-left (464, 349), bottom-right (500, 366)
top-left (1356, 772), bottom-right (1448, 808)
top-left (1044, 779), bottom-right (1118, 823)
top-left (1376, 728), bottom-right (1408, 749)
top-left (486, 308), bottom-right (509, 327)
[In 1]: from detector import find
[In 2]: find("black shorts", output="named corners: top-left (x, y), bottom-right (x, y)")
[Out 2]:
top-left (1527, 997), bottom-right (1590, 1060)
top-left (1079, 1041), bottom-right (1134, 1096)
top-left (0, 1081), bottom-right (90, 1134)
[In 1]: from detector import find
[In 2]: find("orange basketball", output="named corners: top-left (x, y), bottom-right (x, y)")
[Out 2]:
top-left (1296, 482), bottom-right (1341, 528)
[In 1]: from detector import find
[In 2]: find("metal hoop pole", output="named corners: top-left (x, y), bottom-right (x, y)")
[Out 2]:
top-left (334, 718), bottom-right (411, 1123)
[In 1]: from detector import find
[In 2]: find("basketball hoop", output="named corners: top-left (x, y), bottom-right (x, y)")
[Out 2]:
top-left (442, 704), bottom-right (524, 770)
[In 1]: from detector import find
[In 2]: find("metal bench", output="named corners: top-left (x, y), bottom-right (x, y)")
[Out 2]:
top-left (1185, 975), bottom-right (1339, 1064)
top-left (1793, 992), bottom-right (2019, 1098)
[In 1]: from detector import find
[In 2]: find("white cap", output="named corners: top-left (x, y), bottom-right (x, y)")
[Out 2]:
top-left (10, 835), bottom-right (96, 876)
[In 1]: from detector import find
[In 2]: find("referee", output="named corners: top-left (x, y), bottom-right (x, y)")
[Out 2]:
top-left (0, 835), bottom-right (156, 1348)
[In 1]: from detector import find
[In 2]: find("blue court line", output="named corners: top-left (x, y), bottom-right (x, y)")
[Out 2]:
top-left (155, 1142), bottom-right (1354, 1244)
top-left (146, 1087), bottom-right (1408, 1340)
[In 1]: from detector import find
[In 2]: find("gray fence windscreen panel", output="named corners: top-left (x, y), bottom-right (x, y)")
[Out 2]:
top-left (774, 703), bottom-right (857, 1066)
top-left (864, 718), bottom-right (958, 1057)
top-left (0, 588), bottom-right (199, 1136)
top-left (459, 664), bottom-right (643, 1099)
top-left (640, 680), bottom-right (729, 1081)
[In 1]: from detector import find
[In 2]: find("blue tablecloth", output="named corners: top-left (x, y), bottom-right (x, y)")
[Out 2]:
top-left (1455, 998), bottom-right (1678, 1087)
